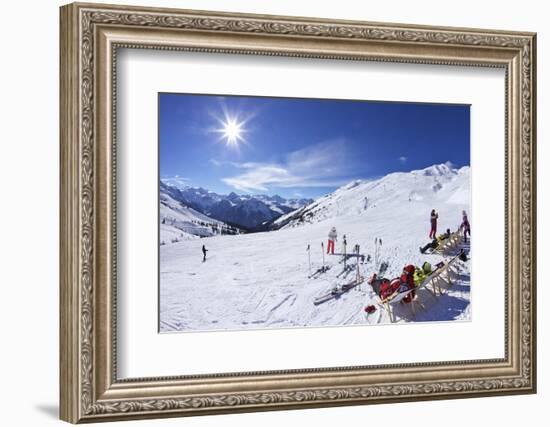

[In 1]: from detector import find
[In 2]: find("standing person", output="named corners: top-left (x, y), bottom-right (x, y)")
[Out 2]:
top-left (342, 234), bottom-right (347, 253)
top-left (202, 244), bottom-right (208, 262)
top-left (461, 210), bottom-right (471, 242)
top-left (429, 209), bottom-right (439, 239)
top-left (327, 226), bottom-right (337, 255)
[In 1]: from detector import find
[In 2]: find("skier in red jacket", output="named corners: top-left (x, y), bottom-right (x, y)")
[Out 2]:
top-left (429, 209), bottom-right (439, 239)
top-left (400, 265), bottom-right (416, 303)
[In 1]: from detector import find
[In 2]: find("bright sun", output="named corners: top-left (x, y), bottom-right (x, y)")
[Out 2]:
top-left (222, 119), bottom-right (243, 145)
top-left (214, 113), bottom-right (248, 148)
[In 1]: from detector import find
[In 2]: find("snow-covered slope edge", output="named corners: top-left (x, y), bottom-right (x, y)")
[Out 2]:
top-left (274, 163), bottom-right (470, 229)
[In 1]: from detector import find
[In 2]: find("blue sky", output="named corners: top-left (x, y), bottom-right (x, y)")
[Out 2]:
top-left (159, 93), bottom-right (470, 199)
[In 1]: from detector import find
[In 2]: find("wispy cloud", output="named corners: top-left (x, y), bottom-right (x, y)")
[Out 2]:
top-left (209, 158), bottom-right (224, 167)
top-left (213, 139), bottom-right (364, 193)
top-left (399, 156), bottom-right (408, 163)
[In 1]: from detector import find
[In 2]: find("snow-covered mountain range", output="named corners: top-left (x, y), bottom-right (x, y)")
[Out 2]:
top-left (274, 162), bottom-right (469, 229)
top-left (160, 162), bottom-right (472, 332)
top-left (160, 188), bottom-right (242, 246)
top-left (160, 180), bottom-right (312, 231)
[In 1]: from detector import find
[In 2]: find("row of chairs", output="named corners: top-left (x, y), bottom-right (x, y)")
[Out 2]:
top-left (377, 250), bottom-right (464, 323)
top-left (432, 227), bottom-right (464, 254)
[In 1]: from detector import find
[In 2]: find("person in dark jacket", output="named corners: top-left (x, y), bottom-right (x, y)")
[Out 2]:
top-left (368, 273), bottom-right (397, 300)
top-left (420, 228), bottom-right (451, 254)
top-left (429, 209), bottom-right (439, 239)
top-left (202, 244), bottom-right (208, 262)
top-left (461, 210), bottom-right (471, 242)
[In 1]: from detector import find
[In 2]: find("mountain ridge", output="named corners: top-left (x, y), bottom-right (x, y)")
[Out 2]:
top-left (160, 180), bottom-right (313, 231)
top-left (273, 163), bottom-right (470, 230)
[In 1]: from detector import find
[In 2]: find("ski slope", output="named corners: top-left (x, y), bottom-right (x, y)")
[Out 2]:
top-left (160, 163), bottom-right (471, 332)
top-left (160, 191), bottom-right (240, 245)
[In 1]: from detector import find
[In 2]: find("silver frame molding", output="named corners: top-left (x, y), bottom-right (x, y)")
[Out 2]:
top-left (60, 2), bottom-right (537, 423)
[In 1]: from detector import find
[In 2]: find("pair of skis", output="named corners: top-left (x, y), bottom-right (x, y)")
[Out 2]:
top-left (307, 242), bottom-right (331, 279)
top-left (313, 277), bottom-right (364, 305)
top-left (336, 264), bottom-right (354, 278)
top-left (308, 265), bottom-right (331, 279)
top-left (313, 244), bottom-right (364, 305)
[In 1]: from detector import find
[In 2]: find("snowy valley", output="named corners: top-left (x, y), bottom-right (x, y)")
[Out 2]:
top-left (160, 180), bottom-right (311, 234)
top-left (160, 163), bottom-right (471, 332)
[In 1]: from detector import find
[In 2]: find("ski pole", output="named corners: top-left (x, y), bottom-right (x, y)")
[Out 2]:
top-left (355, 244), bottom-right (360, 289)
top-left (321, 242), bottom-right (325, 270)
top-left (307, 244), bottom-right (311, 276)
top-left (343, 235), bottom-right (347, 269)
top-left (375, 237), bottom-right (378, 267)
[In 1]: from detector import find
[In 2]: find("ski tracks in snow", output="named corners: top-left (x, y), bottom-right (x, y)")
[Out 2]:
top-left (159, 166), bottom-right (472, 332)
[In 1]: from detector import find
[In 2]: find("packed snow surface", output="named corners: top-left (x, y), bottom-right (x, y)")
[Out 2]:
top-left (160, 164), bottom-right (471, 332)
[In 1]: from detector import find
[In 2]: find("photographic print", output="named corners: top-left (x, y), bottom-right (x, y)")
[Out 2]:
top-left (159, 94), bottom-right (471, 332)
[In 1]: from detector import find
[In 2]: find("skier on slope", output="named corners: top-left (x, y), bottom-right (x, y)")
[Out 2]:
top-left (429, 209), bottom-right (439, 239)
top-left (202, 244), bottom-right (208, 262)
top-left (327, 226), bottom-right (338, 255)
top-left (460, 210), bottom-right (471, 242)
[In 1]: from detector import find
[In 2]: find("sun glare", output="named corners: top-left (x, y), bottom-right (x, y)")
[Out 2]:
top-left (222, 119), bottom-right (243, 145)
top-left (213, 112), bottom-right (248, 149)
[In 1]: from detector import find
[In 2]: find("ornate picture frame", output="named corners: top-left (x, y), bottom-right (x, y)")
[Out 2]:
top-left (60, 2), bottom-right (536, 423)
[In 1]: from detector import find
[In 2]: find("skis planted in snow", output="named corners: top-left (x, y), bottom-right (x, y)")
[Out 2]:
top-left (342, 265), bottom-right (355, 279)
top-left (336, 264), bottom-right (354, 278)
top-left (334, 252), bottom-right (366, 264)
top-left (337, 253), bottom-right (354, 264)
top-left (315, 244), bottom-right (364, 304)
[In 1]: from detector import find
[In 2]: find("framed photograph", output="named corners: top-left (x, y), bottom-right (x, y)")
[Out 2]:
top-left (60, 2), bottom-right (537, 423)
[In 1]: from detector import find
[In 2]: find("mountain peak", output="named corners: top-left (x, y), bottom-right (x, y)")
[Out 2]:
top-left (341, 180), bottom-right (363, 190)
top-left (415, 162), bottom-right (457, 177)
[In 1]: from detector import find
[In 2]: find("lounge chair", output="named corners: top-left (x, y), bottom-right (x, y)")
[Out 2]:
top-left (376, 253), bottom-right (464, 322)
top-left (417, 252), bottom-right (463, 295)
top-left (432, 228), bottom-right (463, 254)
top-left (378, 286), bottom-right (426, 323)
